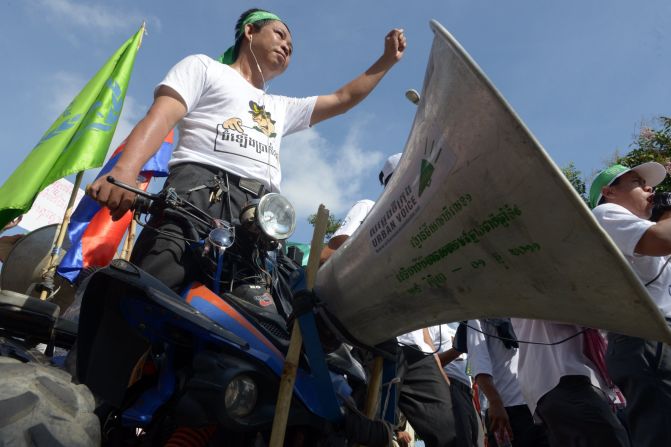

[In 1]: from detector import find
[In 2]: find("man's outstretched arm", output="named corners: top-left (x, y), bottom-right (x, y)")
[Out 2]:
top-left (310, 28), bottom-right (406, 126)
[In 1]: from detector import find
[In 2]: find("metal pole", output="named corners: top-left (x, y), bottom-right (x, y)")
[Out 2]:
top-left (269, 204), bottom-right (329, 447)
top-left (40, 171), bottom-right (84, 300)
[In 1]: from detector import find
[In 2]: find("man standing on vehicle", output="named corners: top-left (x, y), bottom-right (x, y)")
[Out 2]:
top-left (590, 161), bottom-right (671, 447)
top-left (86, 8), bottom-right (406, 290)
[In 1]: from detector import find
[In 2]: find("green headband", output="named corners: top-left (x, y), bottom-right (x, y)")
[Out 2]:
top-left (218, 11), bottom-right (282, 65)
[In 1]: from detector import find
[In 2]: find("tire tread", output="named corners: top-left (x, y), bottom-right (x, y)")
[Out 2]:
top-left (0, 356), bottom-right (100, 447)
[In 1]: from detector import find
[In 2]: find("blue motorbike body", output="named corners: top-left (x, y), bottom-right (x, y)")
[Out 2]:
top-left (75, 259), bottom-right (348, 432)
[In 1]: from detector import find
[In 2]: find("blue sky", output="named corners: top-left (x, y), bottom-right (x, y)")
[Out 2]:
top-left (1, 0), bottom-right (670, 242)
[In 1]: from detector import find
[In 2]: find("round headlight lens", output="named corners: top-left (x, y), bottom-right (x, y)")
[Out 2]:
top-left (256, 193), bottom-right (296, 240)
top-left (224, 374), bottom-right (258, 418)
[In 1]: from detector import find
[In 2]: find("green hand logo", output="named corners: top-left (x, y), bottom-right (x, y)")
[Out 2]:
top-left (419, 138), bottom-right (442, 197)
top-left (419, 159), bottom-right (435, 197)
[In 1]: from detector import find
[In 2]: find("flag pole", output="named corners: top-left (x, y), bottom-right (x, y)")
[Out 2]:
top-left (120, 218), bottom-right (138, 261)
top-left (269, 204), bottom-right (329, 447)
top-left (138, 22), bottom-right (147, 49)
top-left (118, 19), bottom-right (144, 263)
top-left (119, 224), bottom-right (131, 260)
top-left (39, 171), bottom-right (84, 300)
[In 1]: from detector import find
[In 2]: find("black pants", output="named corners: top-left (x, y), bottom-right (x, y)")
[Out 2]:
top-left (449, 379), bottom-right (479, 447)
top-left (535, 375), bottom-right (629, 447)
top-left (396, 346), bottom-right (457, 447)
top-left (606, 333), bottom-right (671, 447)
top-left (486, 404), bottom-right (549, 447)
top-left (131, 163), bottom-right (264, 291)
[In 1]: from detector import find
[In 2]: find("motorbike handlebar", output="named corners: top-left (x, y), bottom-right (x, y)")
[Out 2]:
top-left (106, 176), bottom-right (157, 200)
top-left (106, 176), bottom-right (158, 214)
top-left (106, 176), bottom-right (215, 227)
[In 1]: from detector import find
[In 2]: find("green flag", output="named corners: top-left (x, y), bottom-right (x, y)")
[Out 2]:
top-left (0, 24), bottom-right (145, 230)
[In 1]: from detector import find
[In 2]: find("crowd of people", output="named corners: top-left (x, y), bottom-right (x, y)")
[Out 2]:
top-left (322, 154), bottom-right (671, 447)
top-left (78, 6), bottom-right (671, 446)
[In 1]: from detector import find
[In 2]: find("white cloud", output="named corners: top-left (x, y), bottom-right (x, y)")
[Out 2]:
top-left (28, 0), bottom-right (159, 34)
top-left (45, 71), bottom-right (88, 118)
top-left (281, 120), bottom-right (384, 222)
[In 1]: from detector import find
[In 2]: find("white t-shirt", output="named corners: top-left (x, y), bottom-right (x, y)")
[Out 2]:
top-left (593, 202), bottom-right (671, 318)
top-left (429, 324), bottom-right (471, 387)
top-left (332, 200), bottom-right (375, 238)
top-left (510, 319), bottom-right (604, 415)
top-left (158, 54), bottom-right (317, 192)
top-left (396, 329), bottom-right (434, 353)
top-left (466, 319), bottom-right (526, 408)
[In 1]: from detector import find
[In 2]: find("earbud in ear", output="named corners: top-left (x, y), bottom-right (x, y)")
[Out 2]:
top-left (250, 35), bottom-right (253, 43)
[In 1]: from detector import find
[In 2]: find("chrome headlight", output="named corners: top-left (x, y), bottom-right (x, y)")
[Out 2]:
top-left (256, 193), bottom-right (296, 240)
top-left (224, 374), bottom-right (258, 418)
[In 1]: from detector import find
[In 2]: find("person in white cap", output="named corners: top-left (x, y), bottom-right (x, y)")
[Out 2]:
top-left (319, 152), bottom-right (401, 261)
top-left (320, 153), bottom-right (458, 447)
top-left (590, 161), bottom-right (671, 447)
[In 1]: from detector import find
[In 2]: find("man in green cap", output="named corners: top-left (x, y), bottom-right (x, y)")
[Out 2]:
top-left (590, 161), bottom-right (671, 447)
top-left (86, 8), bottom-right (407, 290)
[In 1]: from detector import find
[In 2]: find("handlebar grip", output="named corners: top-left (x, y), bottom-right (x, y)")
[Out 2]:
top-left (107, 175), bottom-right (159, 200)
top-left (106, 176), bottom-right (149, 196)
top-left (132, 195), bottom-right (152, 214)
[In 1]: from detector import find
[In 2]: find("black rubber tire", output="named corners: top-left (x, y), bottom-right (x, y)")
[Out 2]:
top-left (0, 356), bottom-right (101, 446)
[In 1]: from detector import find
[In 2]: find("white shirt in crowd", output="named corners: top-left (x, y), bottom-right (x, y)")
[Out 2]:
top-left (466, 319), bottom-right (526, 408)
top-left (396, 329), bottom-right (434, 353)
top-left (592, 202), bottom-right (671, 318)
top-left (159, 54), bottom-right (317, 192)
top-left (428, 324), bottom-right (471, 387)
top-left (332, 200), bottom-right (375, 239)
top-left (510, 319), bottom-right (604, 415)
